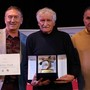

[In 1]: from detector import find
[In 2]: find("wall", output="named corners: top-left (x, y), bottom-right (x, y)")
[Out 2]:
top-left (20, 26), bottom-right (85, 36)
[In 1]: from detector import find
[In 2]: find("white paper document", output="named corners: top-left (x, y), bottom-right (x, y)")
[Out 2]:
top-left (28, 56), bottom-right (36, 80)
top-left (57, 55), bottom-right (67, 78)
top-left (0, 54), bottom-right (20, 75)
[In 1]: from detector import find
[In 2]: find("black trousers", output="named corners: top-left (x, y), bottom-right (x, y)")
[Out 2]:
top-left (33, 82), bottom-right (73, 90)
top-left (1, 76), bottom-right (19, 90)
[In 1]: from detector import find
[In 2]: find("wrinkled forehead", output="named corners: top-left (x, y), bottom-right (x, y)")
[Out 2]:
top-left (37, 12), bottom-right (54, 21)
top-left (38, 11), bottom-right (53, 17)
top-left (84, 9), bottom-right (90, 16)
top-left (5, 9), bottom-right (22, 17)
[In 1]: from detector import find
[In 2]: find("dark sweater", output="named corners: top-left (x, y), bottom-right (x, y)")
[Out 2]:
top-left (26, 29), bottom-right (80, 90)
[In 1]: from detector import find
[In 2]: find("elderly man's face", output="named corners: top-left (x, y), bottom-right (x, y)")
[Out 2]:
top-left (38, 12), bottom-right (55, 34)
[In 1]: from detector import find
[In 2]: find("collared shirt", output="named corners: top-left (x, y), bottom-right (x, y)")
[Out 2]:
top-left (6, 32), bottom-right (20, 53)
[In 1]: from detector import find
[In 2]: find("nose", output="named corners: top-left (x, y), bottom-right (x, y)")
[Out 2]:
top-left (11, 16), bottom-right (17, 22)
top-left (11, 17), bottom-right (15, 21)
top-left (43, 21), bottom-right (48, 26)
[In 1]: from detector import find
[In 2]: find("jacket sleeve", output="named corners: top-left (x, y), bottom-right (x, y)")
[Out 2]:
top-left (64, 33), bottom-right (81, 78)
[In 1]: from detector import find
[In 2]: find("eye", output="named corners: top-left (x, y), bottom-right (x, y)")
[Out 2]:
top-left (8, 15), bottom-right (19, 19)
top-left (14, 16), bottom-right (19, 19)
top-left (40, 19), bottom-right (45, 22)
top-left (47, 19), bottom-right (52, 21)
top-left (8, 15), bottom-right (13, 19)
top-left (86, 16), bottom-right (90, 19)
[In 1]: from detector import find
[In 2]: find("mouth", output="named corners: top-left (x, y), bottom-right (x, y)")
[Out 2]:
top-left (10, 24), bottom-right (16, 26)
top-left (42, 27), bottom-right (50, 29)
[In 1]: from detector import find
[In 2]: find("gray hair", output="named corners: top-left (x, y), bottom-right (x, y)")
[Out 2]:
top-left (5, 6), bottom-right (23, 18)
top-left (36, 7), bottom-right (56, 22)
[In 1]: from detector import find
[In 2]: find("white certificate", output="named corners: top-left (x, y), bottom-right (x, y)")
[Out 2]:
top-left (0, 54), bottom-right (20, 75)
top-left (57, 55), bottom-right (67, 77)
top-left (28, 56), bottom-right (36, 80)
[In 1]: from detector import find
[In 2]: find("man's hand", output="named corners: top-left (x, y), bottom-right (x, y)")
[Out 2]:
top-left (54, 74), bottom-right (74, 83)
top-left (31, 74), bottom-right (50, 86)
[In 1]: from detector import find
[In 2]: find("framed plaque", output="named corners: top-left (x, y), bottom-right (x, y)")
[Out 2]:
top-left (37, 55), bottom-right (58, 81)
top-left (28, 55), bottom-right (67, 81)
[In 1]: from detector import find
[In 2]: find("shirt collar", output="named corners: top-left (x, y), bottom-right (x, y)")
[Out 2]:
top-left (5, 29), bottom-right (20, 38)
top-left (84, 29), bottom-right (90, 35)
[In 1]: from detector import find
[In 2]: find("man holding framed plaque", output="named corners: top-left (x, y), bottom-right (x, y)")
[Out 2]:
top-left (0, 6), bottom-right (27, 90)
top-left (26, 7), bottom-right (81, 90)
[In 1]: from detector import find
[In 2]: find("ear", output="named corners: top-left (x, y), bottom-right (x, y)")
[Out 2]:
top-left (4, 16), bottom-right (6, 25)
top-left (20, 17), bottom-right (23, 24)
top-left (53, 22), bottom-right (55, 26)
top-left (38, 22), bottom-right (40, 27)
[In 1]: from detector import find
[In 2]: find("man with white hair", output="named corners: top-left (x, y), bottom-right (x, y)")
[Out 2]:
top-left (26, 7), bottom-right (80, 90)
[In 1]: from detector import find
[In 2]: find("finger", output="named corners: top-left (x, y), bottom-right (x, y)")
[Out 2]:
top-left (32, 74), bottom-right (37, 81)
top-left (54, 80), bottom-right (67, 83)
top-left (31, 80), bottom-right (38, 86)
top-left (38, 78), bottom-right (43, 83)
top-left (42, 80), bottom-right (50, 85)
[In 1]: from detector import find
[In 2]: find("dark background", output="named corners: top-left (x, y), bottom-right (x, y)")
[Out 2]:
top-left (0, 0), bottom-right (90, 29)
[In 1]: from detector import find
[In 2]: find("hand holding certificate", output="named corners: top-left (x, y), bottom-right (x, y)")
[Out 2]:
top-left (0, 54), bottom-right (20, 75)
